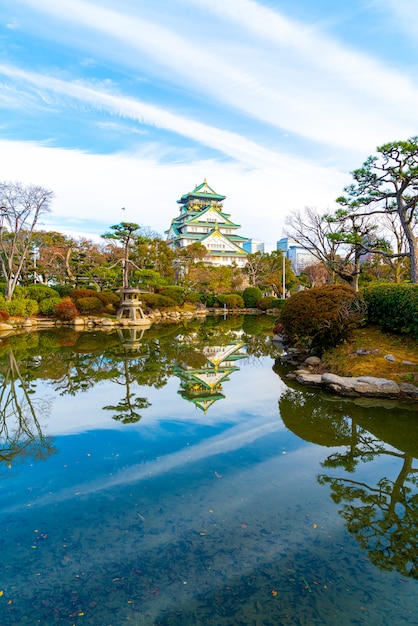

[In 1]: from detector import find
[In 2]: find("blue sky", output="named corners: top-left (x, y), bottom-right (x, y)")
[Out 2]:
top-left (1, 0), bottom-right (417, 250)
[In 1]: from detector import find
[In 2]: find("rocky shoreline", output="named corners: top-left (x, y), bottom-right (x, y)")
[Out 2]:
top-left (281, 349), bottom-right (418, 402)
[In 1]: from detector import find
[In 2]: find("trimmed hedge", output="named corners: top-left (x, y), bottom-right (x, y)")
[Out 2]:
top-left (217, 294), bottom-right (244, 308)
top-left (53, 285), bottom-right (74, 298)
top-left (362, 283), bottom-right (418, 338)
top-left (4, 298), bottom-right (39, 317)
top-left (243, 287), bottom-right (263, 308)
top-left (76, 296), bottom-right (104, 314)
top-left (157, 287), bottom-right (185, 305)
top-left (279, 284), bottom-right (365, 352)
top-left (53, 299), bottom-right (80, 321)
top-left (257, 296), bottom-right (284, 311)
top-left (0, 310), bottom-right (10, 322)
top-left (39, 297), bottom-right (62, 316)
top-left (70, 289), bottom-right (109, 306)
top-left (25, 284), bottom-right (61, 302)
top-left (140, 293), bottom-right (177, 308)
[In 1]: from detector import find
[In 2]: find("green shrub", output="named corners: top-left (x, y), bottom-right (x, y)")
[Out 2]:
top-left (279, 284), bottom-right (365, 352)
top-left (243, 286), bottom-right (263, 307)
top-left (76, 296), bottom-right (104, 314)
top-left (70, 288), bottom-right (109, 306)
top-left (39, 297), bottom-right (63, 316)
top-left (217, 294), bottom-right (244, 308)
top-left (140, 293), bottom-right (177, 308)
top-left (362, 283), bottom-right (418, 338)
top-left (53, 285), bottom-right (74, 298)
top-left (157, 287), bottom-right (184, 305)
top-left (53, 299), bottom-right (80, 321)
top-left (101, 290), bottom-right (121, 306)
top-left (4, 298), bottom-right (39, 317)
top-left (184, 291), bottom-right (201, 304)
top-left (257, 296), bottom-right (284, 311)
top-left (25, 284), bottom-right (61, 302)
top-left (200, 293), bottom-right (218, 307)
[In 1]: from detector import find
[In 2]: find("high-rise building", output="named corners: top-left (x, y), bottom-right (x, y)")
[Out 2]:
top-left (277, 237), bottom-right (316, 275)
top-left (243, 238), bottom-right (265, 253)
top-left (166, 180), bottom-right (249, 267)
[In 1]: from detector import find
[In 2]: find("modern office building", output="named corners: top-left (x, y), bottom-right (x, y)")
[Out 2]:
top-left (242, 238), bottom-right (265, 254)
top-left (277, 237), bottom-right (316, 275)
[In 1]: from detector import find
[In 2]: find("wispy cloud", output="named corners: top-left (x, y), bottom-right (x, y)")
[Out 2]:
top-left (0, 63), bottom-right (332, 170)
top-left (11, 0), bottom-right (418, 152)
top-left (1, 0), bottom-right (414, 246)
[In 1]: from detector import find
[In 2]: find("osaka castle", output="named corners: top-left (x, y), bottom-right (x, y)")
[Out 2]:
top-left (165, 180), bottom-right (249, 267)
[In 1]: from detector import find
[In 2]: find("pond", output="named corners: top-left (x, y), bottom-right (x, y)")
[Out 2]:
top-left (0, 315), bottom-right (417, 625)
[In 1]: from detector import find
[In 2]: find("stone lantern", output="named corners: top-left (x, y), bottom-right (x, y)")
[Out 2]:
top-left (116, 287), bottom-right (148, 324)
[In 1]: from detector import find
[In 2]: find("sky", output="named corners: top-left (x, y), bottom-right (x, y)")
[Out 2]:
top-left (0, 0), bottom-right (417, 251)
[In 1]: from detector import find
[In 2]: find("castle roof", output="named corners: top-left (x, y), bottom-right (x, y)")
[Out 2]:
top-left (177, 179), bottom-right (226, 204)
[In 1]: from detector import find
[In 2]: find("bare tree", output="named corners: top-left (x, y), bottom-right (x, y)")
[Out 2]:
top-left (302, 262), bottom-right (330, 287)
top-left (285, 207), bottom-right (380, 291)
top-left (0, 181), bottom-right (54, 300)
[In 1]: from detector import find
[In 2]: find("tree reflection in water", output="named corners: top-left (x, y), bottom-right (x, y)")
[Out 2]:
top-left (0, 317), bottom-right (273, 468)
top-left (0, 348), bottom-right (55, 474)
top-left (278, 384), bottom-right (418, 579)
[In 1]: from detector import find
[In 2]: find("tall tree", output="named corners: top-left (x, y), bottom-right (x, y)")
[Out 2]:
top-left (285, 207), bottom-right (380, 291)
top-left (244, 250), bottom-right (296, 296)
top-left (337, 137), bottom-right (418, 283)
top-left (0, 181), bottom-right (54, 300)
top-left (101, 222), bottom-right (141, 288)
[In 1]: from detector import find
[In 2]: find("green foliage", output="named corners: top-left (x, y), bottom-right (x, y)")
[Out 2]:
top-left (362, 283), bottom-right (418, 338)
top-left (279, 285), bottom-right (365, 352)
top-left (53, 298), bottom-right (80, 321)
top-left (76, 296), bottom-right (104, 314)
top-left (24, 284), bottom-right (61, 302)
top-left (140, 293), bottom-right (177, 308)
top-left (53, 285), bottom-right (74, 297)
top-left (4, 298), bottom-right (39, 317)
top-left (184, 291), bottom-right (201, 304)
top-left (217, 294), bottom-right (244, 308)
top-left (243, 286), bottom-right (263, 307)
top-left (157, 287), bottom-right (185, 305)
top-left (70, 288), bottom-right (109, 306)
top-left (39, 297), bottom-right (62, 316)
top-left (101, 290), bottom-right (121, 306)
top-left (257, 296), bottom-right (284, 310)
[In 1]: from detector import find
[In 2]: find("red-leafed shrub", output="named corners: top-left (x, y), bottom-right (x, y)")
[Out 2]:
top-left (53, 298), bottom-right (80, 321)
top-left (279, 284), bottom-right (366, 352)
top-left (0, 309), bottom-right (10, 322)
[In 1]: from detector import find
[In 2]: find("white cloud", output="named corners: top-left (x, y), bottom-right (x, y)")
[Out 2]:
top-left (0, 139), bottom-right (348, 248)
top-left (377, 0), bottom-right (418, 40)
top-left (11, 0), bottom-right (418, 152)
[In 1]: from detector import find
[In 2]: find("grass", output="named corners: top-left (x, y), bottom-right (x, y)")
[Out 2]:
top-left (321, 325), bottom-right (418, 385)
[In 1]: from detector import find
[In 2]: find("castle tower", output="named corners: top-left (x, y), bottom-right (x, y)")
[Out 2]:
top-left (165, 180), bottom-right (249, 267)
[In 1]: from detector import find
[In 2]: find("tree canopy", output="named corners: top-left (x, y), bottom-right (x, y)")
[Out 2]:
top-left (0, 181), bottom-right (54, 300)
top-left (337, 137), bottom-right (418, 283)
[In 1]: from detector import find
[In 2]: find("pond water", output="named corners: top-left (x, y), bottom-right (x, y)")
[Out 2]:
top-left (0, 315), bottom-right (417, 625)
